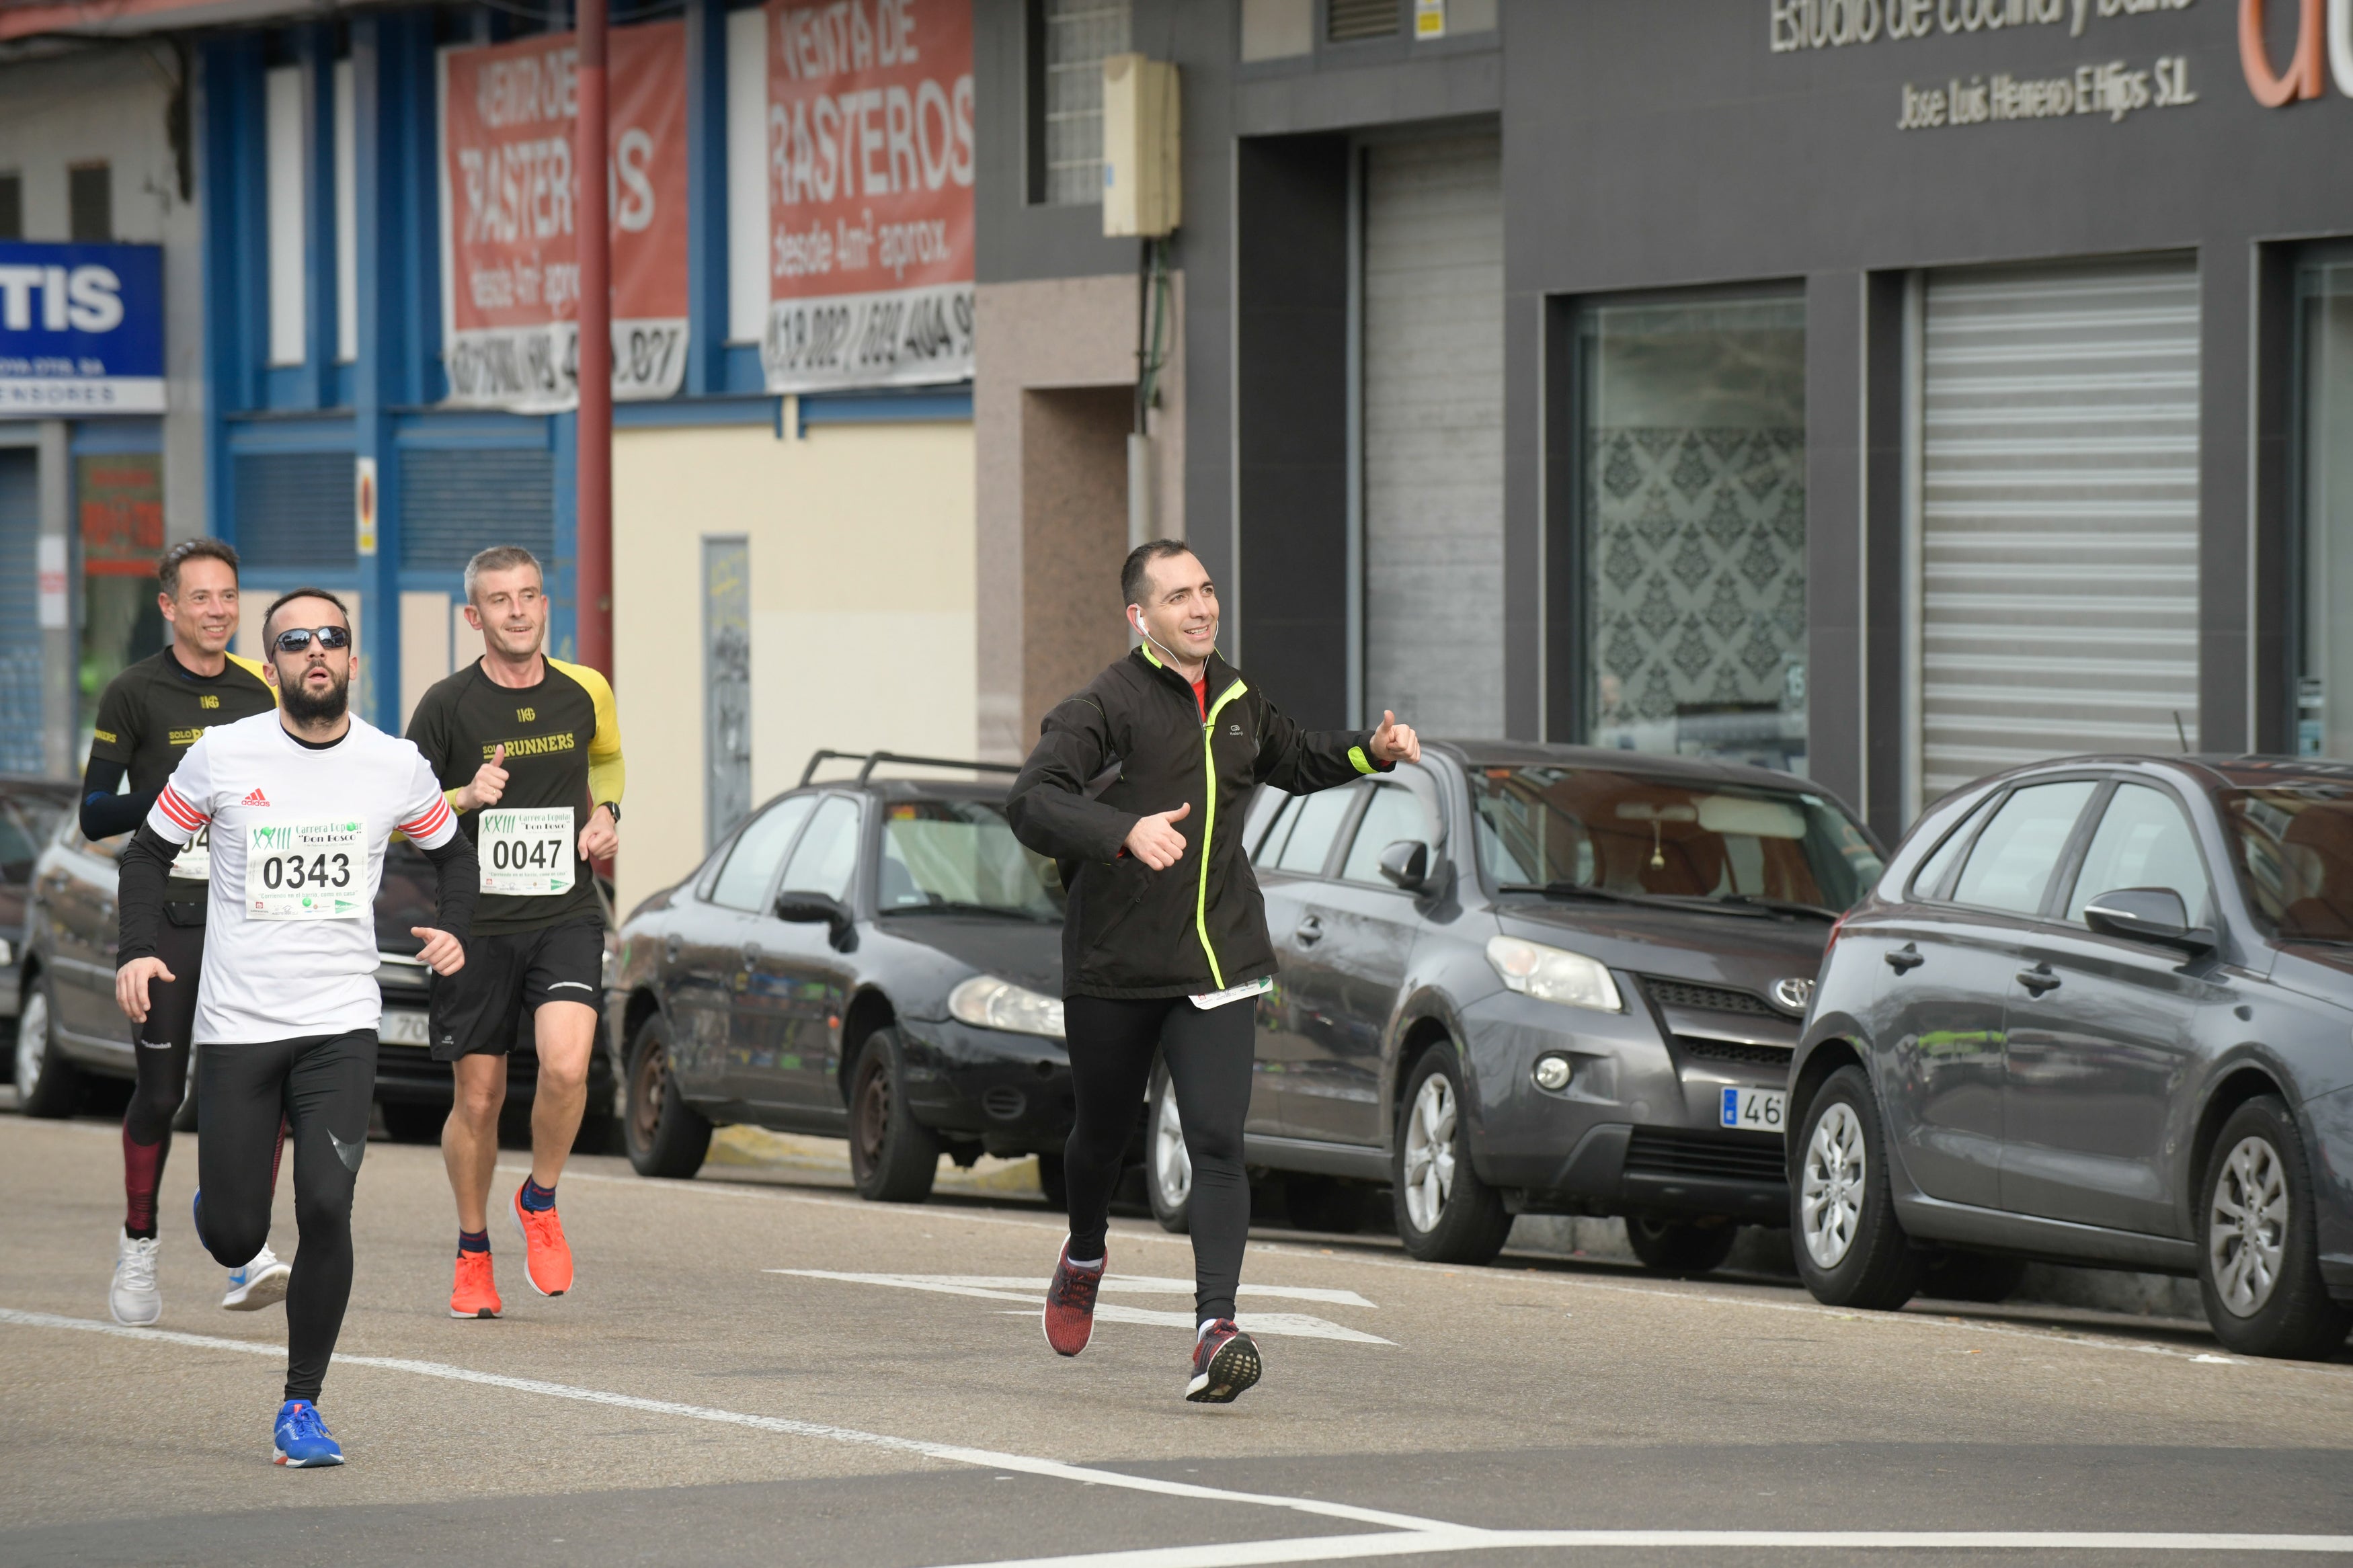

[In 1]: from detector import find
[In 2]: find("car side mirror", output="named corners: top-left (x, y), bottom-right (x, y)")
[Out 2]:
top-left (775, 891), bottom-right (858, 951)
top-left (1378, 839), bottom-right (1431, 893)
top-left (2083, 886), bottom-right (2213, 954)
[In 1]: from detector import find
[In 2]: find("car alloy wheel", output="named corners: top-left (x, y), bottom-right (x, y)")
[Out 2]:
top-left (1402, 1071), bottom-right (1458, 1233)
top-left (15, 987), bottom-right (47, 1099)
top-left (1151, 1079), bottom-right (1191, 1213)
top-left (2208, 1134), bottom-right (2288, 1319)
top-left (1800, 1100), bottom-right (1866, 1271)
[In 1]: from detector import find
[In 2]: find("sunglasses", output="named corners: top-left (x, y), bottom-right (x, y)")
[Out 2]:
top-left (273, 625), bottom-right (351, 654)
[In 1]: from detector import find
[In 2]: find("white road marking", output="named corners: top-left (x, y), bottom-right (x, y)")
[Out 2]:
top-left (767, 1272), bottom-right (1392, 1344)
top-left (0, 1307), bottom-right (1437, 1531)
top-left (920, 1529), bottom-right (2353, 1568)
top-left (5, 1305), bottom-right (2352, 1563)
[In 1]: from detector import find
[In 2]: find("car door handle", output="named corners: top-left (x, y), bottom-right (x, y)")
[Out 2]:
top-left (1293, 915), bottom-right (1323, 946)
top-left (1884, 944), bottom-right (1923, 974)
top-left (664, 937), bottom-right (680, 964)
top-left (2016, 964), bottom-right (2062, 996)
top-left (743, 944), bottom-right (762, 964)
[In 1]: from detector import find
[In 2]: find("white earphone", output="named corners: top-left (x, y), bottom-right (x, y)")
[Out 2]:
top-left (1129, 606), bottom-right (1186, 668)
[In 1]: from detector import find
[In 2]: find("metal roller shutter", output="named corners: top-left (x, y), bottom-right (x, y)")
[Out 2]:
top-left (399, 448), bottom-right (554, 571)
top-left (1919, 255), bottom-right (2200, 803)
top-left (1362, 131), bottom-right (1504, 737)
top-left (233, 452), bottom-right (357, 573)
top-left (0, 450), bottom-right (42, 772)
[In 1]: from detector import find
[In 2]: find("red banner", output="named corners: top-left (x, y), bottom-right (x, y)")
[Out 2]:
top-left (762, 0), bottom-right (975, 393)
top-left (440, 22), bottom-right (688, 411)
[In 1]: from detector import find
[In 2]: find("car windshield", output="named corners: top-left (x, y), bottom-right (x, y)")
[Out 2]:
top-left (1468, 764), bottom-right (1883, 913)
top-left (877, 798), bottom-right (1064, 920)
top-left (2222, 782), bottom-right (2353, 941)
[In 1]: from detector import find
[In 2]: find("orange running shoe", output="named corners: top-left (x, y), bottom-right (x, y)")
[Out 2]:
top-left (510, 1184), bottom-right (573, 1297)
top-left (450, 1249), bottom-right (501, 1319)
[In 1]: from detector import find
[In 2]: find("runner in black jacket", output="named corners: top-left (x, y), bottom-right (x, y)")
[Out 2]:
top-left (1006, 540), bottom-right (1419, 1403)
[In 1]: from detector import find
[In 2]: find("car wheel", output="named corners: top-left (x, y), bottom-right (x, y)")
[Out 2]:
top-left (1921, 1249), bottom-right (2029, 1305)
top-left (1147, 1065), bottom-right (1191, 1234)
top-left (848, 1028), bottom-right (939, 1203)
top-left (624, 1012), bottom-right (712, 1180)
top-left (1792, 1065), bottom-right (1920, 1310)
top-left (379, 1100), bottom-right (444, 1144)
top-left (1626, 1216), bottom-right (1739, 1277)
top-left (2197, 1096), bottom-right (2352, 1360)
top-left (15, 977), bottom-right (84, 1118)
top-left (1392, 1046), bottom-right (1511, 1266)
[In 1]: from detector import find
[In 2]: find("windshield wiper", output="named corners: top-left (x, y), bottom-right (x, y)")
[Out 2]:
top-left (1712, 894), bottom-right (1840, 921)
top-left (1499, 882), bottom-right (1684, 911)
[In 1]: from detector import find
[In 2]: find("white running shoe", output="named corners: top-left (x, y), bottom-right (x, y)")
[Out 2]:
top-left (110, 1229), bottom-right (162, 1325)
top-left (223, 1244), bottom-right (292, 1311)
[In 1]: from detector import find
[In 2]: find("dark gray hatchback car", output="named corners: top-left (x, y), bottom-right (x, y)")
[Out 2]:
top-left (1790, 755), bottom-right (2353, 1359)
top-left (1142, 741), bottom-right (1885, 1271)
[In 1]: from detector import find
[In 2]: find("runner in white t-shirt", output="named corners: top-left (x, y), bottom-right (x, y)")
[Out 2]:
top-left (113, 587), bottom-right (478, 1469)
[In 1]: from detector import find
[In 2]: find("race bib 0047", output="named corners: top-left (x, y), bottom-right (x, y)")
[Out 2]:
top-left (169, 823), bottom-right (212, 881)
top-left (246, 818), bottom-right (367, 920)
top-left (479, 807), bottom-right (575, 897)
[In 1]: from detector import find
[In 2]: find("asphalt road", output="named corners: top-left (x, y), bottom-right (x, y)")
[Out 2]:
top-left (5, 1108), bottom-right (2353, 1568)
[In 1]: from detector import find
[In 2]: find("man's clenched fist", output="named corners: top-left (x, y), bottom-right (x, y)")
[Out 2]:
top-left (1124, 802), bottom-right (1191, 870)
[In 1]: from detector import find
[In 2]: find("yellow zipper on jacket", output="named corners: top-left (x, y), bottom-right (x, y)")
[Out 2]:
top-left (1195, 679), bottom-right (1248, 989)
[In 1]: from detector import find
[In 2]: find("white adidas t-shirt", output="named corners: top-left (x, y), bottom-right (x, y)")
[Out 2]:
top-left (145, 710), bottom-right (458, 1044)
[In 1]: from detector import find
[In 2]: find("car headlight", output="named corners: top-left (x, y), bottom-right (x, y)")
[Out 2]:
top-left (949, 975), bottom-right (1067, 1039)
top-left (1485, 935), bottom-right (1622, 1013)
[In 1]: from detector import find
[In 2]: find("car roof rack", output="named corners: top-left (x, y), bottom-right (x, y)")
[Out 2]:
top-left (798, 749), bottom-right (1024, 788)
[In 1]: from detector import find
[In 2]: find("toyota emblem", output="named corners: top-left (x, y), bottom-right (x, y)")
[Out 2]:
top-left (1772, 977), bottom-right (1814, 1014)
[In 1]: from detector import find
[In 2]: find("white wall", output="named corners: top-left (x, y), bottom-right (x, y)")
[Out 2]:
top-left (0, 45), bottom-right (208, 544)
top-left (612, 417), bottom-right (978, 915)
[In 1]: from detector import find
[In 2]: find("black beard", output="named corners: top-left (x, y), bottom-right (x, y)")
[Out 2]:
top-left (281, 671), bottom-right (350, 727)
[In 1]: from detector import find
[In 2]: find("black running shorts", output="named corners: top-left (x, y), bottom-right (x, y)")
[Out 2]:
top-left (429, 917), bottom-right (605, 1061)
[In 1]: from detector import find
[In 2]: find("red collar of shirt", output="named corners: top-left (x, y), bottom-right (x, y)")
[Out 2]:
top-left (1192, 674), bottom-right (1207, 721)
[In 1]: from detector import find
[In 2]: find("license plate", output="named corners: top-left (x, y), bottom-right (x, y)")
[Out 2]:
top-left (381, 1010), bottom-right (431, 1046)
top-left (1720, 1086), bottom-right (1786, 1133)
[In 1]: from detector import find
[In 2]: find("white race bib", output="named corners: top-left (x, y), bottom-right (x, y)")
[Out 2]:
top-left (169, 822), bottom-right (212, 881)
top-left (1190, 975), bottom-right (1274, 1010)
top-left (479, 807), bottom-right (575, 897)
top-left (246, 817), bottom-right (368, 921)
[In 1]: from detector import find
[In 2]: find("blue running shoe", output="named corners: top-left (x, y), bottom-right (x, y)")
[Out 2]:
top-left (272, 1401), bottom-right (344, 1467)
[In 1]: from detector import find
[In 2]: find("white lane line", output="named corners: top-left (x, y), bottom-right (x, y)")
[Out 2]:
top-left (0, 1307), bottom-right (1441, 1534)
top-left (922, 1528), bottom-right (2353, 1568)
top-left (829, 1274), bottom-right (1380, 1309)
top-left (766, 1272), bottom-right (1393, 1345)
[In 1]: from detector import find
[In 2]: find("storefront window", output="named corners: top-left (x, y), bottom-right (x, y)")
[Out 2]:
top-left (2298, 257), bottom-right (2353, 759)
top-left (1579, 293), bottom-right (1808, 772)
top-left (77, 452), bottom-right (165, 743)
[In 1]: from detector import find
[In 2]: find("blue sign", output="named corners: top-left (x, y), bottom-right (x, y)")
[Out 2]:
top-left (0, 241), bottom-right (165, 414)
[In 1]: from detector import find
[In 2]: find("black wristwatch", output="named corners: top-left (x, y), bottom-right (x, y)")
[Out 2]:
top-left (598, 800), bottom-right (622, 824)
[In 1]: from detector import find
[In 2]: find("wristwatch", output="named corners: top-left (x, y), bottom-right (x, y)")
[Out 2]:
top-left (598, 800), bottom-right (622, 824)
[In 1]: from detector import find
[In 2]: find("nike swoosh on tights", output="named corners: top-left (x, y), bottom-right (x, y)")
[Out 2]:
top-left (327, 1129), bottom-right (366, 1172)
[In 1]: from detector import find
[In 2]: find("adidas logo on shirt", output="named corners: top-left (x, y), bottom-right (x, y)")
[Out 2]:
top-left (243, 788), bottom-right (270, 806)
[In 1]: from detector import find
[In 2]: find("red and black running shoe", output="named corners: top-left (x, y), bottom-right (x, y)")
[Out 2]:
top-left (1042, 1243), bottom-right (1104, 1357)
top-left (1185, 1319), bottom-right (1261, 1404)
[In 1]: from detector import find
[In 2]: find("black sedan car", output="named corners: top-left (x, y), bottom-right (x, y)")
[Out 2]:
top-left (1141, 741), bottom-right (1884, 1272)
top-left (14, 808), bottom-right (612, 1138)
top-left (1790, 754), bottom-right (2353, 1360)
top-left (607, 752), bottom-right (1072, 1203)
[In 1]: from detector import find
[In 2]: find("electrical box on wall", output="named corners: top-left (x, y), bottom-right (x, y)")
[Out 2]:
top-left (1101, 54), bottom-right (1180, 239)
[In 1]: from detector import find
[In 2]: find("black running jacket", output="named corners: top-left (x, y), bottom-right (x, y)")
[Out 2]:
top-left (1006, 645), bottom-right (1390, 1001)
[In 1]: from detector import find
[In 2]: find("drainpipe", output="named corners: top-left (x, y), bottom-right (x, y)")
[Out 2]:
top-left (575, 0), bottom-right (613, 677)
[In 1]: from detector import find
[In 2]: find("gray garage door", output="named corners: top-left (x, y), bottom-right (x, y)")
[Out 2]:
top-left (1361, 131), bottom-right (1504, 739)
top-left (1919, 255), bottom-right (2201, 804)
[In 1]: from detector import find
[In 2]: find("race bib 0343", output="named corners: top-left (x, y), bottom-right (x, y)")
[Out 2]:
top-left (246, 818), bottom-right (367, 920)
top-left (479, 807), bottom-right (575, 897)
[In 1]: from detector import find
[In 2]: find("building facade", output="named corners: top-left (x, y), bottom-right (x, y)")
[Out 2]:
top-left (1, 0), bottom-right (981, 913)
top-left (978, 0), bottom-right (2353, 845)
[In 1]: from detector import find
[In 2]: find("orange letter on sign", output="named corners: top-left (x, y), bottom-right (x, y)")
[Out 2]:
top-left (2241, 0), bottom-right (2324, 106)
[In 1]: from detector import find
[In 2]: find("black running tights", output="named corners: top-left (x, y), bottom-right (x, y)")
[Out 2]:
top-left (195, 1029), bottom-right (377, 1403)
top-left (1062, 994), bottom-right (1253, 1324)
top-left (120, 919), bottom-right (204, 1236)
